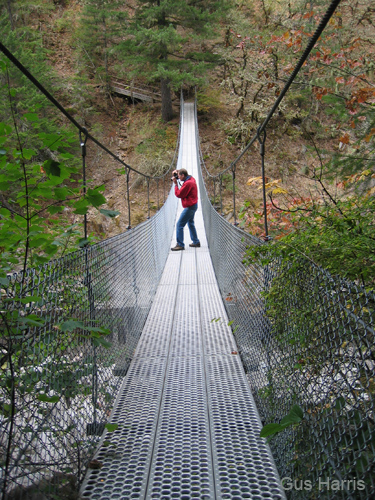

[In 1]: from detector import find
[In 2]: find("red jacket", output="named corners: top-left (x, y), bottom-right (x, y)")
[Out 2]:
top-left (175, 176), bottom-right (198, 208)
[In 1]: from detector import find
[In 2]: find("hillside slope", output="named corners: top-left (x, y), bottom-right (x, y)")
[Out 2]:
top-left (2, 0), bottom-right (374, 271)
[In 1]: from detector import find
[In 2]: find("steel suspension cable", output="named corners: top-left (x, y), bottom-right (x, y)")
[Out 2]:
top-left (1, 0), bottom-right (342, 197)
top-left (232, 0), bottom-right (342, 167)
top-left (0, 41), bottom-right (172, 182)
top-left (198, 0), bottom-right (342, 181)
top-left (197, 0), bottom-right (342, 236)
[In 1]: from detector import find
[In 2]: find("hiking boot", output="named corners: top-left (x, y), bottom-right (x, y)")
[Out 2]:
top-left (189, 242), bottom-right (201, 247)
top-left (171, 245), bottom-right (184, 251)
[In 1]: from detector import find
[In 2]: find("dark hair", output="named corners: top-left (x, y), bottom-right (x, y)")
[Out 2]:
top-left (179, 168), bottom-right (188, 177)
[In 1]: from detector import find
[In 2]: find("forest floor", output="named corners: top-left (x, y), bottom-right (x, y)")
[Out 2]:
top-left (55, 82), bottom-right (323, 241)
top-left (75, 89), bottom-right (325, 241)
top-left (41, 0), bottom-right (335, 241)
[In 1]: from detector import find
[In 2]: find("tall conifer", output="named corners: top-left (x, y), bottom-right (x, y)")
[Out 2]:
top-left (79, 0), bottom-right (125, 84)
top-left (116, 0), bottom-right (228, 121)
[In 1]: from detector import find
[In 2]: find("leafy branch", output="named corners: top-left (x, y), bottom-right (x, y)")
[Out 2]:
top-left (260, 404), bottom-right (304, 442)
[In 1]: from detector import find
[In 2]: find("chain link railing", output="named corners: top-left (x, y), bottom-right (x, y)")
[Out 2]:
top-left (0, 147), bottom-right (179, 500)
top-left (0, 190), bottom-right (178, 498)
top-left (195, 101), bottom-right (375, 499)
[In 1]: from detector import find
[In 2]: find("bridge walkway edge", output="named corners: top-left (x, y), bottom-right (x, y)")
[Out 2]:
top-left (80, 103), bottom-right (286, 500)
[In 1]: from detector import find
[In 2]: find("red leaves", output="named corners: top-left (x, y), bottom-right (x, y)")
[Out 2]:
top-left (354, 88), bottom-right (375, 104)
top-left (365, 128), bottom-right (375, 143)
top-left (303, 11), bottom-right (314, 19)
top-left (347, 87), bottom-right (375, 112)
top-left (268, 29), bottom-right (304, 53)
top-left (312, 86), bottom-right (328, 100)
top-left (242, 194), bottom-right (312, 240)
top-left (339, 133), bottom-right (350, 145)
top-left (235, 35), bottom-right (251, 50)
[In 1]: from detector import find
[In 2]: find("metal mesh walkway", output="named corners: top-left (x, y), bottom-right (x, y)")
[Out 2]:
top-left (80, 104), bottom-right (286, 500)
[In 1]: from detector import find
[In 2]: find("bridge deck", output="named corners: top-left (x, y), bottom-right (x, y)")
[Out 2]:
top-left (80, 104), bottom-right (286, 500)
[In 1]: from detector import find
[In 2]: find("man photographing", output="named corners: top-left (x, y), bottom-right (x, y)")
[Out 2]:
top-left (171, 168), bottom-right (200, 251)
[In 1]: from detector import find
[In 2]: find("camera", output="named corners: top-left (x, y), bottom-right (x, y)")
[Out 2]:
top-left (171, 172), bottom-right (178, 181)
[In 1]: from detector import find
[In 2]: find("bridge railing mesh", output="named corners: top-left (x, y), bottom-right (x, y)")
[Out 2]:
top-left (195, 104), bottom-right (375, 499)
top-left (0, 185), bottom-right (177, 498)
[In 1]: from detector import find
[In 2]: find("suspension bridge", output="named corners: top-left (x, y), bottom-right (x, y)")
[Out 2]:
top-left (1, 0), bottom-right (375, 498)
top-left (78, 102), bottom-right (285, 500)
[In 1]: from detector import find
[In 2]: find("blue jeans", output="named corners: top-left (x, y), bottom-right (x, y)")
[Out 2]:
top-left (176, 204), bottom-right (199, 248)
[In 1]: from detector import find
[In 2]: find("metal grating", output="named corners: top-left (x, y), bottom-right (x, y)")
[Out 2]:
top-left (133, 283), bottom-right (178, 358)
top-left (158, 253), bottom-right (182, 286)
top-left (169, 284), bottom-right (201, 356)
top-left (198, 283), bottom-right (238, 356)
top-left (145, 355), bottom-right (215, 500)
top-left (206, 355), bottom-right (285, 500)
top-left (178, 252), bottom-right (198, 285)
top-left (196, 250), bottom-right (219, 284)
top-left (81, 357), bottom-right (168, 500)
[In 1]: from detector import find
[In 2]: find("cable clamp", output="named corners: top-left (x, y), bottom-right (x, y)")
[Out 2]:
top-left (79, 127), bottom-right (88, 157)
top-left (257, 126), bottom-right (266, 157)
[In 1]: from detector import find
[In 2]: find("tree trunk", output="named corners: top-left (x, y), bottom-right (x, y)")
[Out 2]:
top-left (161, 78), bottom-right (173, 122)
top-left (260, 0), bottom-right (269, 25)
top-left (7, 0), bottom-right (14, 30)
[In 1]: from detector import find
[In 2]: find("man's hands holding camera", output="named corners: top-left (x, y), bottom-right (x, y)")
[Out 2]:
top-left (171, 170), bottom-right (178, 184)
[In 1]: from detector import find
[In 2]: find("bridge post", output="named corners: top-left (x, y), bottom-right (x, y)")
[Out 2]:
top-left (79, 128), bottom-right (89, 241)
top-left (219, 175), bottom-right (224, 215)
top-left (80, 128), bottom-right (101, 435)
top-left (126, 167), bottom-right (131, 229)
top-left (147, 177), bottom-right (151, 219)
top-left (257, 127), bottom-right (269, 240)
top-left (231, 164), bottom-right (238, 226)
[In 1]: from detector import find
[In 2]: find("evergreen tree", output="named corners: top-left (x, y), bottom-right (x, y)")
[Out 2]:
top-left (5, 0), bottom-right (14, 30)
top-left (79, 0), bottom-right (126, 84)
top-left (116, 0), bottom-right (228, 121)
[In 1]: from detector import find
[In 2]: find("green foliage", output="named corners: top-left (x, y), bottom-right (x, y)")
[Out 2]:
top-left (0, 49), bottom-right (119, 490)
top-left (260, 404), bottom-right (303, 441)
top-left (105, 423), bottom-right (118, 432)
top-left (196, 88), bottom-right (223, 115)
top-left (115, 0), bottom-right (228, 117)
top-left (78, 0), bottom-right (126, 80)
top-left (0, 55), bottom-right (121, 273)
top-left (129, 113), bottom-right (178, 176)
top-left (1, 114), bottom-right (76, 269)
top-left (245, 193), bottom-right (375, 288)
top-left (1, 306), bottom-right (111, 415)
